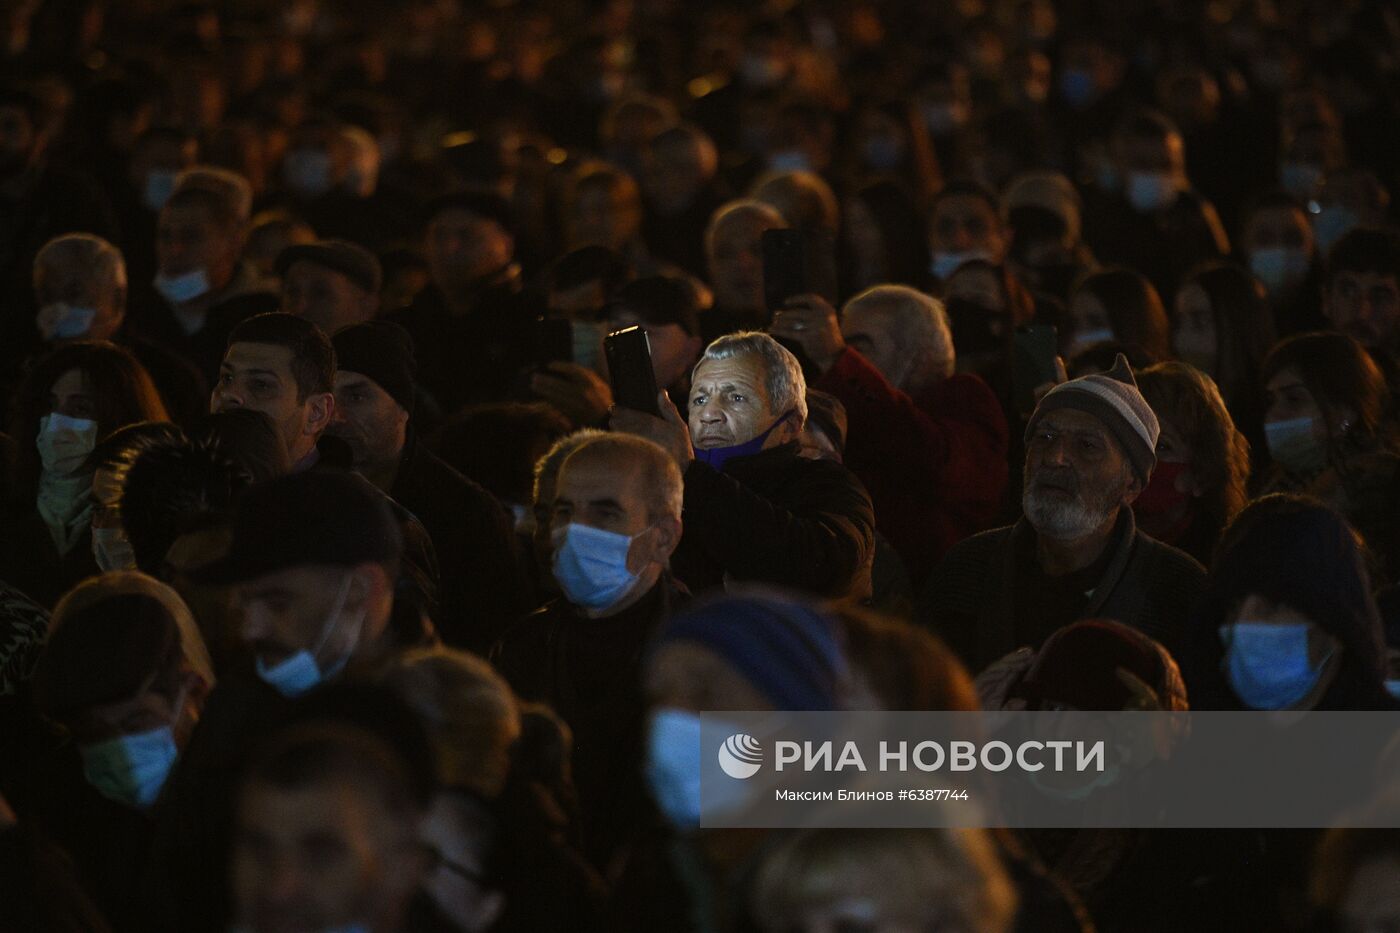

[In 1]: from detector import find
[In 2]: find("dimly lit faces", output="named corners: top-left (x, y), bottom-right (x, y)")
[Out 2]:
top-left (232, 773), bottom-right (423, 933)
top-left (1023, 408), bottom-right (1140, 541)
top-left (1172, 282), bottom-right (1218, 374)
top-left (553, 453), bottom-right (677, 579)
top-left (707, 209), bottom-right (784, 312)
top-left (155, 201), bottom-right (240, 290)
top-left (234, 563), bottom-right (380, 669)
top-left (212, 342), bottom-right (332, 465)
top-left (928, 193), bottom-right (1005, 262)
top-left (426, 208), bottom-right (514, 298)
top-left (282, 261), bottom-right (376, 335)
top-left (841, 304), bottom-right (913, 391)
top-left (49, 368), bottom-right (99, 421)
top-left (1325, 269), bottom-right (1400, 348)
top-left (329, 370), bottom-right (408, 477)
top-left (689, 355), bottom-right (794, 450)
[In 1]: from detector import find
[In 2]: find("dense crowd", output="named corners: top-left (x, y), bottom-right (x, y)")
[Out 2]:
top-left (3, 0), bottom-right (1400, 930)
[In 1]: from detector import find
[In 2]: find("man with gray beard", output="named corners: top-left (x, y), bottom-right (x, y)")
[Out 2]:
top-left (919, 354), bottom-right (1205, 673)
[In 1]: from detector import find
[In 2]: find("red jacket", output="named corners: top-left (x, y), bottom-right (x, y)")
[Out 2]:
top-left (815, 348), bottom-right (1008, 584)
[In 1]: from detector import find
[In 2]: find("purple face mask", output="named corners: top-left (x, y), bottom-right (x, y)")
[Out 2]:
top-left (694, 412), bottom-right (792, 472)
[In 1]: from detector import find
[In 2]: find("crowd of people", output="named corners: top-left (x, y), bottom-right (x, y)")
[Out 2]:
top-left (3, 0), bottom-right (1400, 930)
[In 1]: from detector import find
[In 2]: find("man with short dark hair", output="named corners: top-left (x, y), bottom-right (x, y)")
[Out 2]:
top-left (1322, 227), bottom-right (1400, 355)
top-left (493, 433), bottom-right (686, 863)
top-left (277, 238), bottom-right (382, 336)
top-left (613, 331), bottom-right (875, 599)
top-left (211, 312), bottom-right (336, 470)
top-left (922, 355), bottom-right (1205, 672)
top-left (230, 721), bottom-right (427, 933)
top-left (330, 321), bottom-right (528, 651)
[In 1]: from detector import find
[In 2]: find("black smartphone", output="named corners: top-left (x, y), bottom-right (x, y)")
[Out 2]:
top-left (605, 325), bottom-right (662, 417)
top-left (534, 317), bottom-right (574, 365)
top-left (1012, 323), bottom-right (1060, 415)
top-left (761, 227), bottom-right (839, 314)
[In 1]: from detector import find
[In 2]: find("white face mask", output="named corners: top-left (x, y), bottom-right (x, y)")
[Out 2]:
top-left (36, 302), bottom-right (98, 341)
top-left (92, 525), bottom-right (137, 572)
top-left (154, 267), bottom-right (212, 306)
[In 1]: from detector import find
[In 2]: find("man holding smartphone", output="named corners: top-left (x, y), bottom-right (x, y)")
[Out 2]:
top-left (770, 285), bottom-right (1009, 583)
top-left (611, 331), bottom-right (874, 601)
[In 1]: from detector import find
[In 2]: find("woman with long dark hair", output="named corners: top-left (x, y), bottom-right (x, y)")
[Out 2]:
top-left (2, 341), bottom-right (167, 605)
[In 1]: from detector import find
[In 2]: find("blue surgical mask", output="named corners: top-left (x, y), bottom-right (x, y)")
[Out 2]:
top-left (1126, 171), bottom-right (1179, 213)
top-left (1220, 621), bottom-right (1333, 710)
top-left (1264, 415), bottom-right (1326, 474)
top-left (36, 302), bottom-right (98, 341)
top-left (1280, 161), bottom-right (1323, 200)
top-left (1059, 68), bottom-right (1096, 108)
top-left (255, 574), bottom-right (362, 697)
top-left (646, 708), bottom-right (701, 828)
top-left (1312, 205), bottom-right (1357, 255)
top-left (551, 522), bottom-right (645, 613)
top-left (283, 148), bottom-right (333, 198)
top-left (1250, 246), bottom-right (1311, 293)
top-left (79, 706), bottom-right (183, 810)
top-left (1387, 679), bottom-right (1400, 701)
top-left (154, 267), bottom-right (211, 305)
top-left (930, 249), bottom-right (989, 282)
top-left (694, 413), bottom-right (791, 472)
top-left (142, 169), bottom-right (178, 212)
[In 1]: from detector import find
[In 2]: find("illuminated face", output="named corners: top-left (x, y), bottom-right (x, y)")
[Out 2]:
top-left (688, 355), bottom-right (782, 449)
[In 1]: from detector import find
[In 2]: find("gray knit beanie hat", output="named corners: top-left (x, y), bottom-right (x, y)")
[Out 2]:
top-left (1025, 353), bottom-right (1159, 483)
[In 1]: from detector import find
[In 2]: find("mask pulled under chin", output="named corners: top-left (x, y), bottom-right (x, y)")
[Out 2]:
top-left (694, 413), bottom-right (792, 472)
top-left (256, 574), bottom-right (363, 697)
top-left (36, 302), bottom-right (98, 341)
top-left (154, 267), bottom-right (212, 306)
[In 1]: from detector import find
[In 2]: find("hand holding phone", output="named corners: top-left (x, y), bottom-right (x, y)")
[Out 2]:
top-left (605, 325), bottom-right (662, 417)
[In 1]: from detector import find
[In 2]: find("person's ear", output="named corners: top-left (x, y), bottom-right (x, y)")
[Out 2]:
top-left (1121, 471), bottom-right (1144, 507)
top-left (305, 392), bottom-right (334, 434)
top-left (651, 515), bottom-right (683, 561)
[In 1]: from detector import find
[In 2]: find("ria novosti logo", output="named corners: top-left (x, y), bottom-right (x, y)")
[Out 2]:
top-left (718, 733), bottom-right (763, 779)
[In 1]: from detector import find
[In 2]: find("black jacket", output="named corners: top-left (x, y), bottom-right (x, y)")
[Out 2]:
top-left (673, 443), bottom-right (876, 600)
top-left (921, 510), bottom-right (1206, 673)
top-left (492, 575), bottom-right (687, 865)
top-left (384, 278), bottom-right (544, 414)
top-left (391, 433), bottom-right (528, 652)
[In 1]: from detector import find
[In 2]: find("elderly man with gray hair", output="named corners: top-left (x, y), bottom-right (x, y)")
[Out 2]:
top-left (613, 331), bottom-right (875, 600)
top-left (771, 284), bottom-right (1009, 585)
